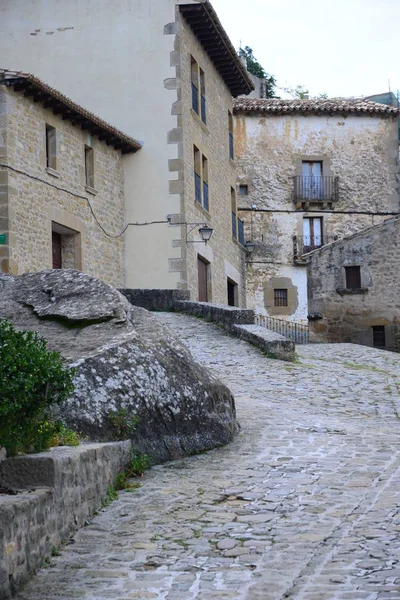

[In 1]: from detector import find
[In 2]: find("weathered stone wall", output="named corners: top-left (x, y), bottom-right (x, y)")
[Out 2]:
top-left (0, 442), bottom-right (131, 599)
top-left (235, 111), bottom-right (399, 320)
top-left (307, 216), bottom-right (400, 348)
top-left (169, 13), bottom-right (247, 305)
top-left (0, 86), bottom-right (126, 286)
top-left (119, 288), bottom-right (190, 312)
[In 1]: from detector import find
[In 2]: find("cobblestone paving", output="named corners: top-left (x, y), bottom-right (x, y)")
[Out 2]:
top-left (17, 313), bottom-right (400, 600)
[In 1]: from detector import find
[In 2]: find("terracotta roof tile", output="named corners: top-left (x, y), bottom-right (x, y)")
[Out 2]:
top-left (233, 97), bottom-right (399, 116)
top-left (0, 69), bottom-right (142, 153)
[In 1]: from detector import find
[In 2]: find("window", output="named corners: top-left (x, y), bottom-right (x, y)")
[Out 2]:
top-left (191, 56), bottom-right (206, 125)
top-left (228, 111), bottom-right (234, 160)
top-left (85, 145), bottom-right (94, 188)
top-left (193, 145), bottom-right (209, 212)
top-left (301, 161), bottom-right (323, 200)
top-left (274, 289), bottom-right (288, 307)
top-left (239, 185), bottom-right (248, 196)
top-left (231, 187), bottom-right (237, 239)
top-left (200, 68), bottom-right (206, 124)
top-left (303, 217), bottom-right (323, 253)
top-left (372, 326), bottom-right (386, 348)
top-left (345, 266), bottom-right (361, 289)
top-left (45, 124), bottom-right (57, 170)
top-left (191, 57), bottom-right (199, 115)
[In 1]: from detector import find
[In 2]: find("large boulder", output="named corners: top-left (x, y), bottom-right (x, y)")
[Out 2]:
top-left (0, 270), bottom-right (238, 462)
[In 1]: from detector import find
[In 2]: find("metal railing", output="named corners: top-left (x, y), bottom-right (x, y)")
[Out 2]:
top-left (238, 218), bottom-right (245, 246)
top-left (192, 83), bottom-right (199, 114)
top-left (194, 172), bottom-right (201, 203)
top-left (255, 314), bottom-right (309, 344)
top-left (294, 176), bottom-right (339, 202)
top-left (232, 211), bottom-right (237, 239)
top-left (293, 234), bottom-right (339, 260)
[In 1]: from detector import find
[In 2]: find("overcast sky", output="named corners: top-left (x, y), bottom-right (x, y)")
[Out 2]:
top-left (211, 0), bottom-right (399, 99)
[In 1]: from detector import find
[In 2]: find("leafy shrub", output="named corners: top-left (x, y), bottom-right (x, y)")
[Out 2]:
top-left (0, 320), bottom-right (75, 456)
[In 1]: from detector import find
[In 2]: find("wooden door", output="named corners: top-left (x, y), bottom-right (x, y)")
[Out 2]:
top-left (52, 232), bottom-right (62, 269)
top-left (198, 257), bottom-right (208, 302)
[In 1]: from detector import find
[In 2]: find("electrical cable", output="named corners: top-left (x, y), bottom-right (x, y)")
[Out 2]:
top-left (0, 162), bottom-right (169, 238)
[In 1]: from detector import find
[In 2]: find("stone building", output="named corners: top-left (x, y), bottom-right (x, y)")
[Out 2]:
top-left (307, 216), bottom-right (400, 351)
top-left (0, 70), bottom-right (141, 286)
top-left (0, 0), bottom-right (254, 305)
top-left (233, 97), bottom-right (400, 321)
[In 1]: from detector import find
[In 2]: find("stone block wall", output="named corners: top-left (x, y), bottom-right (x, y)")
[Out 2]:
top-left (0, 442), bottom-right (131, 599)
top-left (307, 216), bottom-right (400, 348)
top-left (234, 110), bottom-right (399, 320)
top-left (167, 14), bottom-right (247, 306)
top-left (0, 86), bottom-right (126, 286)
top-left (119, 288), bottom-right (190, 312)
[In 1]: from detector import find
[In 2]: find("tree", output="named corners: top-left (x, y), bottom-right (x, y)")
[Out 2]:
top-left (238, 46), bottom-right (277, 98)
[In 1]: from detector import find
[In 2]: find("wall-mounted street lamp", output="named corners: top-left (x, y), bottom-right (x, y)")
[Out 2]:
top-left (244, 240), bottom-right (256, 253)
top-left (185, 223), bottom-right (214, 246)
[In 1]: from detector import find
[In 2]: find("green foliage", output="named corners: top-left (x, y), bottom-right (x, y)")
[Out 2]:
top-left (50, 423), bottom-right (81, 447)
top-left (101, 485), bottom-right (119, 507)
top-left (108, 408), bottom-right (138, 440)
top-left (0, 319), bottom-right (76, 456)
top-left (238, 46), bottom-right (277, 98)
top-left (115, 450), bottom-right (151, 492)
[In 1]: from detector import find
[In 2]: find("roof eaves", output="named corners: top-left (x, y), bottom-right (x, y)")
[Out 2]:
top-left (0, 69), bottom-right (142, 153)
top-left (179, 1), bottom-right (254, 97)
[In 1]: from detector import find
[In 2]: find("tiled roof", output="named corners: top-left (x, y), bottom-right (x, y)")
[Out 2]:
top-left (233, 97), bottom-right (400, 116)
top-left (0, 69), bottom-right (142, 153)
top-left (179, 1), bottom-right (254, 97)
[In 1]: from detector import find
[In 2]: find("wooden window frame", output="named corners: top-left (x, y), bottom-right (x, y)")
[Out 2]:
top-left (45, 124), bottom-right (57, 171)
top-left (193, 145), bottom-right (210, 213)
top-left (274, 289), bottom-right (288, 307)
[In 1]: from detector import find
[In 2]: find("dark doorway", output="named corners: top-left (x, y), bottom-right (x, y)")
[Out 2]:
top-left (52, 231), bottom-right (62, 269)
top-left (227, 278), bottom-right (238, 306)
top-left (372, 326), bottom-right (386, 348)
top-left (198, 256), bottom-right (209, 302)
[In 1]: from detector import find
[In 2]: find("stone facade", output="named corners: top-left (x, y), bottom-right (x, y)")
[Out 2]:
top-left (234, 101), bottom-right (400, 321)
top-left (0, 442), bottom-right (131, 599)
top-left (169, 10), bottom-right (247, 305)
top-left (0, 85), bottom-right (127, 286)
top-left (307, 216), bottom-right (400, 350)
top-left (0, 0), bottom-right (253, 305)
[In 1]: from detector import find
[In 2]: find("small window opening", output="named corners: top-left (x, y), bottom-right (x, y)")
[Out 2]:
top-left (345, 266), bottom-right (361, 289)
top-left (274, 289), bottom-right (288, 307)
top-left (372, 326), bottom-right (386, 348)
top-left (46, 124), bottom-right (57, 170)
top-left (228, 111), bottom-right (234, 160)
top-left (85, 146), bottom-right (94, 188)
top-left (239, 184), bottom-right (248, 196)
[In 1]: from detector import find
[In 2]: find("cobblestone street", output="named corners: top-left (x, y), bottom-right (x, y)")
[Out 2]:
top-left (17, 313), bottom-right (400, 600)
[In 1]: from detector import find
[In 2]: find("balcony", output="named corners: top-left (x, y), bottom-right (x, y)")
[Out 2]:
top-left (293, 234), bottom-right (338, 264)
top-left (294, 176), bottom-right (339, 205)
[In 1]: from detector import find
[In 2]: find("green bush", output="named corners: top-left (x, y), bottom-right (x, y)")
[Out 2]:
top-left (0, 320), bottom-right (75, 456)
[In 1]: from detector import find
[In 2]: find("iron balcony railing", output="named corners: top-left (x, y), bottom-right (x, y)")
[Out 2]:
top-left (293, 234), bottom-right (339, 260)
top-left (201, 95), bottom-right (206, 124)
top-left (238, 218), bottom-right (245, 246)
top-left (194, 172), bottom-right (201, 204)
top-left (255, 314), bottom-right (309, 344)
top-left (192, 83), bottom-right (199, 114)
top-left (294, 176), bottom-right (339, 202)
top-left (232, 211), bottom-right (237, 239)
